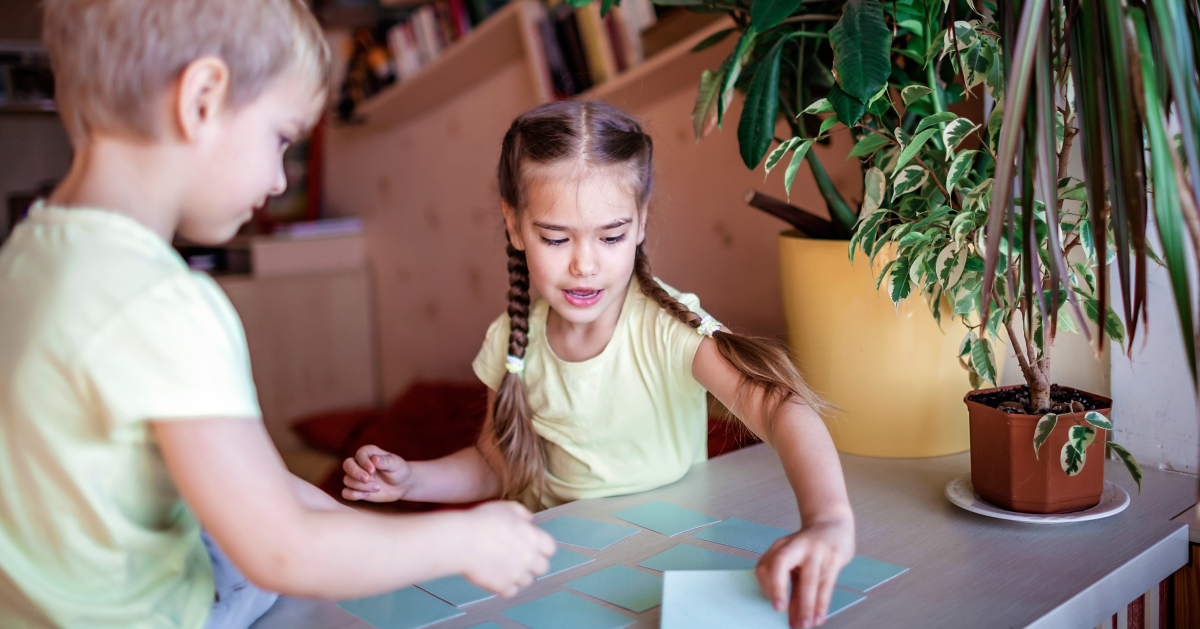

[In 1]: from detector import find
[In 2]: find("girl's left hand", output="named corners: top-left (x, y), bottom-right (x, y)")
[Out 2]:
top-left (754, 517), bottom-right (855, 629)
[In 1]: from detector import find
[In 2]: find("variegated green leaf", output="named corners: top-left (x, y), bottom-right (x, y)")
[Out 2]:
top-left (1083, 411), bottom-right (1112, 431)
top-left (888, 256), bottom-right (913, 304)
top-left (819, 114), bottom-right (841, 136)
top-left (763, 137), bottom-right (801, 176)
top-left (891, 166), bottom-right (928, 200)
top-left (970, 337), bottom-right (997, 385)
top-left (848, 133), bottom-right (892, 158)
top-left (946, 150), bottom-right (978, 196)
top-left (1106, 442), bottom-right (1142, 493)
top-left (1061, 440), bottom-right (1087, 476)
top-left (892, 128), bottom-right (939, 175)
top-left (783, 140), bottom-right (814, 198)
top-left (1070, 425), bottom-right (1097, 451)
top-left (800, 98), bottom-right (834, 116)
top-left (692, 64), bottom-right (726, 140)
top-left (986, 105), bottom-right (1004, 155)
top-left (943, 119), bottom-right (980, 153)
top-left (1033, 413), bottom-right (1058, 459)
top-left (901, 85), bottom-right (933, 106)
top-left (915, 111), bottom-right (959, 135)
top-left (863, 167), bottom-right (886, 213)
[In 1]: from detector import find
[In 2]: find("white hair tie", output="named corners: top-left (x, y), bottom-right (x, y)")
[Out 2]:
top-left (696, 315), bottom-right (721, 338)
top-left (505, 355), bottom-right (526, 374)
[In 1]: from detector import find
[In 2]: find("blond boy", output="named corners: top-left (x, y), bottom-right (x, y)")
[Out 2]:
top-left (0, 2), bottom-right (554, 627)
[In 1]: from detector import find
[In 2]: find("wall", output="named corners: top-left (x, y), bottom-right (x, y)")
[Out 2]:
top-left (0, 115), bottom-right (71, 239)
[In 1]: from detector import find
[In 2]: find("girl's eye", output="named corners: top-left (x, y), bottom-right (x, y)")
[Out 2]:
top-left (603, 234), bottom-right (627, 245)
top-left (541, 236), bottom-right (568, 246)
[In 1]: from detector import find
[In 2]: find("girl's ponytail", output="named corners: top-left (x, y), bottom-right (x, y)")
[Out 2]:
top-left (490, 236), bottom-right (545, 500)
top-left (632, 245), bottom-right (831, 434)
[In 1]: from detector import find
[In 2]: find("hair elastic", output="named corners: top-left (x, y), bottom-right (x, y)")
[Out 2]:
top-left (505, 355), bottom-right (526, 374)
top-left (696, 315), bottom-right (721, 338)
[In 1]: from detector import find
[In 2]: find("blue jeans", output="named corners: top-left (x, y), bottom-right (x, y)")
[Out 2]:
top-left (201, 532), bottom-right (279, 629)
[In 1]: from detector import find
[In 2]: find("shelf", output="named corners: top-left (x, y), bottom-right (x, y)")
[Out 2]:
top-left (354, 0), bottom-right (552, 129)
top-left (0, 101), bottom-right (57, 115)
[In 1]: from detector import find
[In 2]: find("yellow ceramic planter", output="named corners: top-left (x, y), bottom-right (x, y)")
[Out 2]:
top-left (778, 231), bottom-right (982, 458)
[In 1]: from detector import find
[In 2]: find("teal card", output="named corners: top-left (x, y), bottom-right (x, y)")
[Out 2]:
top-left (611, 501), bottom-right (720, 537)
top-left (637, 544), bottom-right (757, 572)
top-left (414, 574), bottom-right (494, 607)
top-left (501, 591), bottom-right (635, 629)
top-left (690, 518), bottom-right (791, 554)
top-left (835, 555), bottom-right (908, 592)
top-left (660, 570), bottom-right (865, 629)
top-left (337, 586), bottom-right (465, 629)
top-left (565, 564), bottom-right (663, 613)
top-left (537, 546), bottom-right (594, 579)
top-left (465, 624), bottom-right (503, 629)
top-left (539, 516), bottom-right (639, 550)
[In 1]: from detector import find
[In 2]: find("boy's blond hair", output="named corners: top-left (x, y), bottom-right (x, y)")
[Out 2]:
top-left (42, 0), bottom-right (331, 145)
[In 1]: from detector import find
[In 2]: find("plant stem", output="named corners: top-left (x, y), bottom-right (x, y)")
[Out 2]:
top-left (925, 60), bottom-right (951, 148)
top-left (806, 152), bottom-right (858, 236)
top-left (780, 14), bottom-right (839, 24)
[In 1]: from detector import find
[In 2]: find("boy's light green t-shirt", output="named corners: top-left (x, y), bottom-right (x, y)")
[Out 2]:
top-left (0, 204), bottom-right (261, 628)
top-left (473, 279), bottom-right (711, 510)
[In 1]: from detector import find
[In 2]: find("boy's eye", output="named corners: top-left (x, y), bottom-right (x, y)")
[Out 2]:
top-left (279, 135), bottom-right (292, 151)
top-left (541, 236), bottom-right (568, 246)
top-left (603, 234), bottom-right (627, 245)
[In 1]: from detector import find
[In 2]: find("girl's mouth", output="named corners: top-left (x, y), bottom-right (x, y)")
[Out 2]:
top-left (563, 288), bottom-right (604, 307)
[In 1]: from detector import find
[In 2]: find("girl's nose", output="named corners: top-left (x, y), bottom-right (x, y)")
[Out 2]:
top-left (571, 243), bottom-right (599, 277)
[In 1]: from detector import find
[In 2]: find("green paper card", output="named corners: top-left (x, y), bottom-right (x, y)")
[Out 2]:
top-left (539, 516), bottom-right (639, 550)
top-left (611, 501), bottom-right (720, 536)
top-left (565, 564), bottom-right (663, 613)
top-left (690, 518), bottom-right (791, 554)
top-left (414, 574), bottom-right (494, 607)
top-left (501, 591), bottom-right (635, 629)
top-left (537, 546), bottom-right (594, 579)
top-left (660, 570), bottom-right (865, 629)
top-left (637, 544), bottom-right (757, 572)
top-left (337, 586), bottom-right (465, 629)
top-left (835, 555), bottom-right (908, 592)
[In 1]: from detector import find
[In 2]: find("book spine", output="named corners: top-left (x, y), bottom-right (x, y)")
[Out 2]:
top-left (575, 3), bottom-right (617, 85)
top-left (555, 8), bottom-right (593, 93)
top-left (538, 16), bottom-right (575, 97)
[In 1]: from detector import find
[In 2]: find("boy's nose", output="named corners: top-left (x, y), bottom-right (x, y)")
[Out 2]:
top-left (269, 164), bottom-right (288, 197)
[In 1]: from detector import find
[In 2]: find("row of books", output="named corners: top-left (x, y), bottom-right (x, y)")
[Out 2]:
top-left (378, 0), bottom-right (658, 98)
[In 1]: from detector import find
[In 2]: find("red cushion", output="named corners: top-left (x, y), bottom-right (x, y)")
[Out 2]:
top-left (292, 407), bottom-right (381, 457)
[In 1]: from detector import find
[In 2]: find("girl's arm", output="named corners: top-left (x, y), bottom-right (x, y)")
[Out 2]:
top-left (692, 337), bottom-right (855, 629)
top-left (154, 417), bottom-right (553, 600)
top-left (342, 390), bottom-right (506, 504)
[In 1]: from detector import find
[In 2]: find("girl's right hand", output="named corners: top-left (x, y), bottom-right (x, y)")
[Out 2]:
top-left (461, 501), bottom-right (555, 596)
top-left (342, 445), bottom-right (412, 502)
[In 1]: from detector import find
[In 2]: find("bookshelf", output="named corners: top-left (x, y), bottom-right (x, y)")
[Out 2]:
top-left (353, 0), bottom-right (552, 129)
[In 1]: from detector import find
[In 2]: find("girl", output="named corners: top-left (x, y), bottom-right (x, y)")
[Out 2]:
top-left (342, 101), bottom-right (854, 628)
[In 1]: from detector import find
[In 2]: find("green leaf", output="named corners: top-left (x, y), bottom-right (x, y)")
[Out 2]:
top-left (892, 128), bottom-right (939, 175)
top-left (915, 111), bottom-right (959, 135)
top-left (849, 133), bottom-right (891, 158)
top-left (819, 114), bottom-right (841, 136)
top-left (946, 150), bottom-right (978, 196)
top-left (764, 137), bottom-right (801, 175)
top-left (892, 166), bottom-right (928, 200)
top-left (862, 166), bottom-right (887, 212)
top-left (1070, 425), bottom-right (1098, 451)
top-left (737, 38), bottom-right (784, 169)
top-left (1106, 442), bottom-right (1143, 494)
top-left (986, 103), bottom-right (1004, 156)
top-left (888, 255), bottom-right (913, 304)
top-left (800, 98), bottom-right (834, 115)
top-left (783, 140), bottom-right (814, 197)
top-left (829, 0), bottom-right (892, 101)
top-left (970, 337), bottom-right (997, 385)
top-left (943, 119), bottom-right (980, 153)
top-left (718, 29), bottom-right (757, 126)
top-left (1033, 413), bottom-right (1058, 459)
top-left (1083, 411), bottom-right (1112, 431)
top-left (600, 0), bottom-right (618, 16)
top-left (902, 85), bottom-right (933, 107)
top-left (1060, 440), bottom-right (1087, 476)
top-left (828, 84), bottom-right (867, 126)
top-left (1084, 298), bottom-right (1126, 345)
top-left (692, 28), bottom-right (736, 52)
top-left (751, 0), bottom-right (804, 32)
top-left (691, 64), bottom-right (726, 140)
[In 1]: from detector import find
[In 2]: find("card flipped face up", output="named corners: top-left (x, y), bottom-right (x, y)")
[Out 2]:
top-left (337, 586), bottom-right (465, 629)
top-left (611, 501), bottom-right (720, 536)
top-left (539, 515), bottom-right (639, 551)
top-left (660, 570), bottom-right (865, 629)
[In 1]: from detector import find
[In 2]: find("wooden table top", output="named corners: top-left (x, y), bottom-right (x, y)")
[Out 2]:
top-left (251, 444), bottom-right (1198, 629)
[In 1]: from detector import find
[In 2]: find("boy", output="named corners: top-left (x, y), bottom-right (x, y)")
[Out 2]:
top-left (0, 2), bottom-right (554, 628)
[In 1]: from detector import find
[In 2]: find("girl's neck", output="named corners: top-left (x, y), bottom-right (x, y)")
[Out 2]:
top-left (545, 279), bottom-right (631, 362)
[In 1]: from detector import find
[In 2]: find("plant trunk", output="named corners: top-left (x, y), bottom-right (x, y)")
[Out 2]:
top-left (1028, 357), bottom-right (1052, 412)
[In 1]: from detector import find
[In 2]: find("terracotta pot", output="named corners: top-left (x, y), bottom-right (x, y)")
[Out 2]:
top-left (965, 385), bottom-right (1112, 514)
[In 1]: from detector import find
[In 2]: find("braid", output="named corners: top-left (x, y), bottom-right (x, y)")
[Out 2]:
top-left (490, 235), bottom-right (545, 500)
top-left (633, 244), bottom-right (831, 434)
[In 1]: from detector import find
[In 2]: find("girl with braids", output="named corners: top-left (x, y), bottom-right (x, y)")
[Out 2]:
top-left (341, 101), bottom-right (854, 628)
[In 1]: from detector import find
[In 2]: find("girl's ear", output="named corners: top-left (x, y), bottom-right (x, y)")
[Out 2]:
top-left (636, 205), bottom-right (649, 245)
top-left (502, 203), bottom-right (526, 250)
top-left (174, 56), bottom-right (231, 143)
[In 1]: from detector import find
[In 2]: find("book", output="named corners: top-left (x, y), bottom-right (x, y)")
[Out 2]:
top-left (553, 5), bottom-right (593, 93)
top-left (575, 2), bottom-right (618, 85)
top-left (538, 15), bottom-right (577, 97)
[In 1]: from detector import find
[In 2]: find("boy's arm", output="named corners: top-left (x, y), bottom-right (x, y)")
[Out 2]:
top-left (153, 417), bottom-right (554, 600)
top-left (691, 338), bottom-right (855, 629)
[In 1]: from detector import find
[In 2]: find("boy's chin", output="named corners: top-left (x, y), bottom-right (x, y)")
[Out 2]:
top-left (177, 217), bottom-right (247, 245)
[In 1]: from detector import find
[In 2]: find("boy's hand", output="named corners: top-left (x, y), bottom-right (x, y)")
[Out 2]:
top-left (461, 501), bottom-right (556, 597)
top-left (342, 445), bottom-right (412, 502)
top-left (755, 518), bottom-right (854, 629)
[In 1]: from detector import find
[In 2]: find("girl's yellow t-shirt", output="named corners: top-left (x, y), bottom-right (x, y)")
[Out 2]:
top-left (473, 279), bottom-right (712, 510)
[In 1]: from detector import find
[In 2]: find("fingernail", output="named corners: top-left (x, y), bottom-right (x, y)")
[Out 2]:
top-left (370, 484), bottom-right (380, 491)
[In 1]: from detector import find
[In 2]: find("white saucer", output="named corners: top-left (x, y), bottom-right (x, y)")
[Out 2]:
top-left (945, 474), bottom-right (1130, 524)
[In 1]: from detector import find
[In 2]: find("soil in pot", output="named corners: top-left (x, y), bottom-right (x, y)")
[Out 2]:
top-left (966, 385), bottom-right (1111, 514)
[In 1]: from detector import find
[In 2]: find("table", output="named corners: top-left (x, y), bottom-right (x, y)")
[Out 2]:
top-left (250, 444), bottom-right (1198, 629)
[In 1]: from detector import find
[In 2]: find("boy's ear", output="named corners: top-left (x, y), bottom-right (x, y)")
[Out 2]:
top-left (174, 56), bottom-right (231, 143)
top-left (502, 203), bottom-right (526, 251)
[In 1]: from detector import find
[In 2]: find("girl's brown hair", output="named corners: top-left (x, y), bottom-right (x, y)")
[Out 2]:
top-left (491, 101), bottom-right (829, 500)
